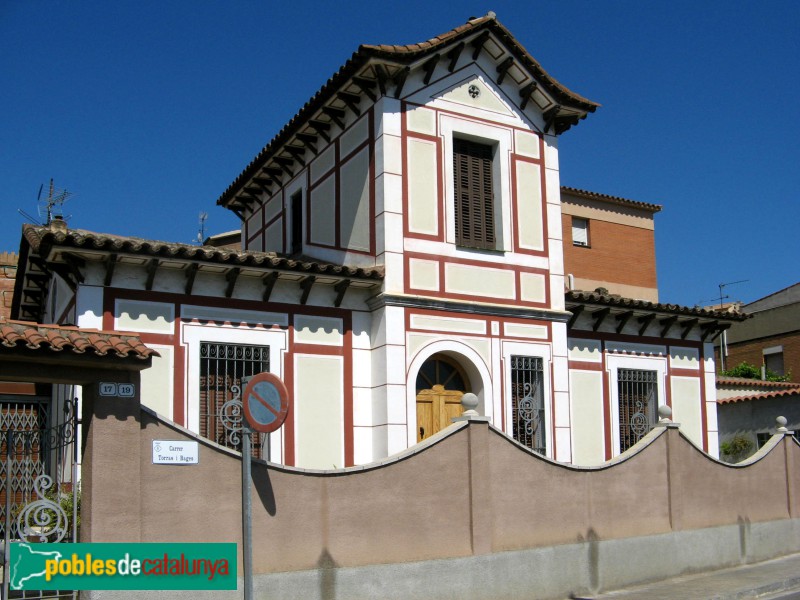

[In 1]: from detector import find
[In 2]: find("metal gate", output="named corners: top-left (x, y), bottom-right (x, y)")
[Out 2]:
top-left (1, 394), bottom-right (79, 600)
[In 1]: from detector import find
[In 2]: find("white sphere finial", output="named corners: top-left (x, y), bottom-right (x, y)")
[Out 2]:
top-left (658, 404), bottom-right (672, 422)
top-left (776, 416), bottom-right (788, 432)
top-left (461, 393), bottom-right (479, 417)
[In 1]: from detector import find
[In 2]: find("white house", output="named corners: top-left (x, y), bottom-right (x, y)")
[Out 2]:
top-left (11, 13), bottom-right (743, 469)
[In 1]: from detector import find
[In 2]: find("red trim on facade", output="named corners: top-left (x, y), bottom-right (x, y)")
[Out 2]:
top-left (284, 324), bottom-right (296, 466)
top-left (510, 153), bottom-right (548, 258)
top-left (403, 251), bottom-right (550, 308)
top-left (291, 343), bottom-right (344, 356)
top-left (402, 135), bottom-right (445, 243)
top-left (56, 295), bottom-right (77, 325)
top-left (567, 360), bottom-right (603, 371)
top-left (404, 307), bottom-right (488, 337)
top-left (403, 97), bottom-right (548, 133)
top-left (101, 287), bottom-right (354, 468)
top-left (698, 352), bottom-right (709, 452)
top-left (174, 342), bottom-right (186, 426)
top-left (343, 316), bottom-right (354, 467)
top-left (498, 352), bottom-right (505, 434)
top-left (669, 367), bottom-right (702, 378)
top-left (602, 348), bottom-right (612, 461)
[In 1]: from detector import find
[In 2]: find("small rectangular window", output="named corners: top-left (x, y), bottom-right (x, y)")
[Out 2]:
top-left (510, 356), bottom-right (546, 455)
top-left (756, 432), bottom-right (771, 449)
top-left (290, 191), bottom-right (303, 255)
top-left (453, 138), bottom-right (496, 249)
top-left (572, 217), bottom-right (589, 247)
top-left (763, 346), bottom-right (784, 376)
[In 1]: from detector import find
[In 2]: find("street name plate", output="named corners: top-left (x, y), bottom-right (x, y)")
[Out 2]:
top-left (152, 440), bottom-right (199, 465)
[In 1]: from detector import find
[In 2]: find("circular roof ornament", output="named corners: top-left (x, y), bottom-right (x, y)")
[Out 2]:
top-left (468, 84), bottom-right (481, 99)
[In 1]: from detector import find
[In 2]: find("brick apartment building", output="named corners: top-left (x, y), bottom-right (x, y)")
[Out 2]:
top-left (721, 282), bottom-right (800, 379)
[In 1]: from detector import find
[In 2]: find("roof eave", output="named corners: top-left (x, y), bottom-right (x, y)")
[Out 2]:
top-left (216, 15), bottom-right (600, 211)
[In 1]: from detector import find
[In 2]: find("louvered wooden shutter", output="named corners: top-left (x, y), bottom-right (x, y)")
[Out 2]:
top-left (453, 139), bottom-right (495, 249)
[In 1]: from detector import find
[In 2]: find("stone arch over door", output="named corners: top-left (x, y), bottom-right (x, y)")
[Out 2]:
top-left (406, 340), bottom-right (493, 448)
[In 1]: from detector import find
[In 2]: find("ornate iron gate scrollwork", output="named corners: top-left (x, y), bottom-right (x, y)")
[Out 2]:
top-left (2, 394), bottom-right (80, 599)
top-left (511, 356), bottom-right (546, 455)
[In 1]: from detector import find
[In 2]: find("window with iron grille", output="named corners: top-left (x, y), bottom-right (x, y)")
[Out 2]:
top-left (200, 342), bottom-right (270, 458)
top-left (617, 369), bottom-right (658, 452)
top-left (453, 138), bottom-right (496, 249)
top-left (511, 356), bottom-right (546, 455)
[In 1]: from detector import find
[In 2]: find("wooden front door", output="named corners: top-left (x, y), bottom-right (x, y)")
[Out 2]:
top-left (415, 355), bottom-right (468, 442)
top-left (416, 385), bottom-right (464, 442)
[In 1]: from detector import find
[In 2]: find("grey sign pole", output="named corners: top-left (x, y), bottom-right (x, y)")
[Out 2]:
top-left (242, 427), bottom-right (253, 600)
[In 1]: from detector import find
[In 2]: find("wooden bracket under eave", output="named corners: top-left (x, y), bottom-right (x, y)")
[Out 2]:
top-left (225, 267), bottom-right (241, 299)
top-left (591, 307), bottom-right (610, 331)
top-left (334, 279), bottom-right (350, 308)
top-left (299, 275), bottom-right (316, 305)
top-left (103, 253), bottom-right (118, 287)
top-left (567, 305), bottom-right (584, 328)
top-left (262, 271), bottom-right (279, 302)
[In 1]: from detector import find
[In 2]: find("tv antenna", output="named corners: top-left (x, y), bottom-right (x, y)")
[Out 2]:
top-left (703, 279), bottom-right (748, 372)
top-left (195, 212), bottom-right (208, 245)
top-left (700, 279), bottom-right (749, 309)
top-left (18, 179), bottom-right (73, 226)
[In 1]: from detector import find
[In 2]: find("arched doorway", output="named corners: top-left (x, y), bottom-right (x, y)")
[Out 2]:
top-left (415, 354), bottom-right (469, 442)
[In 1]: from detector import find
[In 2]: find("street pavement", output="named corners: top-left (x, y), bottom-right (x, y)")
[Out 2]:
top-left (582, 552), bottom-right (800, 600)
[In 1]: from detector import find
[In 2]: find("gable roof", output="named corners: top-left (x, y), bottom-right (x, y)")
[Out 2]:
top-left (217, 13), bottom-right (599, 212)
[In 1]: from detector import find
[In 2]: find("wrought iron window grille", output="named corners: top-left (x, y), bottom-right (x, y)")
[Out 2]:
top-left (200, 342), bottom-right (270, 458)
top-left (617, 368), bottom-right (658, 452)
top-left (511, 356), bottom-right (546, 455)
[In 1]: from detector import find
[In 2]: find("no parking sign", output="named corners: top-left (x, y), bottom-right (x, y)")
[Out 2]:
top-left (241, 372), bottom-right (290, 433)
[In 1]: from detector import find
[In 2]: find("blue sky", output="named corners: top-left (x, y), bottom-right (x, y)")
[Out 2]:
top-left (2, 1), bottom-right (798, 307)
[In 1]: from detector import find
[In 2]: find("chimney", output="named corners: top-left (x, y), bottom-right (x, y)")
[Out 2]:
top-left (50, 215), bottom-right (67, 234)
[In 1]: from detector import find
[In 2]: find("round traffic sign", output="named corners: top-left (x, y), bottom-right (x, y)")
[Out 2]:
top-left (242, 373), bottom-right (290, 433)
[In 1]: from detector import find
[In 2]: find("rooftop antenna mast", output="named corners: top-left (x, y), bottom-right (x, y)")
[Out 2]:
top-left (196, 212), bottom-right (208, 245)
top-left (18, 179), bottom-right (73, 226)
top-left (712, 279), bottom-right (748, 372)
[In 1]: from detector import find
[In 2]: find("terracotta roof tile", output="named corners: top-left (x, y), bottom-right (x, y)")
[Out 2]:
top-left (566, 290), bottom-right (748, 321)
top-left (217, 14), bottom-right (599, 209)
top-left (716, 377), bottom-right (799, 389)
top-left (718, 387), bottom-right (800, 404)
top-left (0, 319), bottom-right (158, 361)
top-left (561, 186), bottom-right (662, 213)
top-left (22, 225), bottom-right (384, 281)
